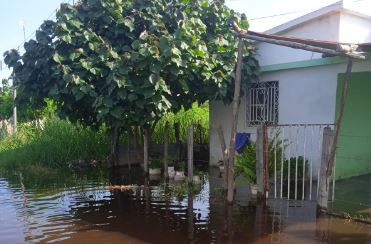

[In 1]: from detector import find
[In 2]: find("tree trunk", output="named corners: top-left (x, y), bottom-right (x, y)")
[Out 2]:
top-left (227, 38), bottom-right (244, 203)
top-left (133, 126), bottom-right (142, 164)
top-left (110, 126), bottom-right (120, 167)
top-left (143, 127), bottom-right (149, 175)
top-left (127, 129), bottom-right (131, 170)
top-left (164, 122), bottom-right (169, 179)
top-left (175, 122), bottom-right (181, 161)
top-left (187, 125), bottom-right (194, 184)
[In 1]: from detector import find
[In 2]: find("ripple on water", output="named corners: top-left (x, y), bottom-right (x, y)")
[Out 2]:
top-left (1, 172), bottom-right (371, 244)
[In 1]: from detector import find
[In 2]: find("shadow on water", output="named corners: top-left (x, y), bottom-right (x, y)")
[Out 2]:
top-left (0, 166), bottom-right (371, 243)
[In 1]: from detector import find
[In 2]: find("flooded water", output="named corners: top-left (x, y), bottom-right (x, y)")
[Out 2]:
top-left (1, 167), bottom-right (371, 244)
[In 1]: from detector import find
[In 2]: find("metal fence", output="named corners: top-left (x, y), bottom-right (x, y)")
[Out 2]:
top-left (266, 124), bottom-right (335, 201)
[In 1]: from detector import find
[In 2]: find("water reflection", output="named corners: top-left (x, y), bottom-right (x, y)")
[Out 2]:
top-left (0, 167), bottom-right (371, 243)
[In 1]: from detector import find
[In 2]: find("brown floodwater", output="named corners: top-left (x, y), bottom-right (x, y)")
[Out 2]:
top-left (1, 167), bottom-right (371, 244)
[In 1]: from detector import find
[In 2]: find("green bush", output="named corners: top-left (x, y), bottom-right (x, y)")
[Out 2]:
top-left (235, 137), bottom-right (309, 183)
top-left (0, 118), bottom-right (109, 170)
top-left (235, 134), bottom-right (285, 183)
top-left (236, 142), bottom-right (257, 183)
top-left (149, 158), bottom-right (162, 169)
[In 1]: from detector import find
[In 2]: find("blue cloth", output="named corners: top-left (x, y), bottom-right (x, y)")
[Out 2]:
top-left (235, 133), bottom-right (250, 153)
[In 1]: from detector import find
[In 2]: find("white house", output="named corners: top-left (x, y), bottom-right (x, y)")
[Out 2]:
top-left (210, 0), bottom-right (371, 180)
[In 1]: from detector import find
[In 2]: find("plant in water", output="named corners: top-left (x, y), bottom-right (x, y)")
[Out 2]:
top-left (176, 161), bottom-right (186, 172)
top-left (235, 142), bottom-right (257, 183)
top-left (149, 158), bottom-right (162, 169)
top-left (235, 133), bottom-right (286, 183)
top-left (166, 182), bottom-right (202, 198)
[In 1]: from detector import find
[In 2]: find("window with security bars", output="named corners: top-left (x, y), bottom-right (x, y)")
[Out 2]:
top-left (246, 81), bottom-right (279, 126)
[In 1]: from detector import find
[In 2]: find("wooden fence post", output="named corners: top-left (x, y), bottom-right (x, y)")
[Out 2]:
top-left (256, 124), bottom-right (264, 198)
top-left (143, 128), bottom-right (149, 175)
top-left (164, 122), bottom-right (169, 179)
top-left (188, 125), bottom-right (194, 183)
top-left (318, 126), bottom-right (334, 211)
top-left (217, 125), bottom-right (228, 189)
top-left (262, 123), bottom-right (270, 197)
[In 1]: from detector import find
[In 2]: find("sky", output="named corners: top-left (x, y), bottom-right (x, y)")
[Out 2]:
top-left (1, 0), bottom-right (370, 80)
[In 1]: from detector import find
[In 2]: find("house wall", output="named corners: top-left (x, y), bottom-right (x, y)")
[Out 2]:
top-left (257, 13), bottom-right (340, 67)
top-left (339, 12), bottom-right (371, 43)
top-left (210, 9), bottom-right (371, 179)
top-left (257, 12), bottom-right (371, 67)
top-left (336, 71), bottom-right (371, 179)
top-left (209, 94), bottom-right (257, 166)
top-left (209, 60), bottom-right (371, 179)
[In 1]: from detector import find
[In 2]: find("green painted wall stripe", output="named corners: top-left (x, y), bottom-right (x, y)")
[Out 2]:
top-left (260, 53), bottom-right (371, 73)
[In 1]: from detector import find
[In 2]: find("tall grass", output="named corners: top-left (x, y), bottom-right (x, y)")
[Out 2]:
top-left (152, 102), bottom-right (209, 144)
top-left (0, 118), bottom-right (110, 170)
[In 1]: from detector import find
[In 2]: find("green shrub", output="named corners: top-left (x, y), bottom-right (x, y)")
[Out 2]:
top-left (235, 137), bottom-right (309, 183)
top-left (236, 142), bottom-right (257, 183)
top-left (149, 158), bottom-right (162, 169)
top-left (176, 161), bottom-right (186, 171)
top-left (0, 118), bottom-right (109, 170)
top-left (235, 134), bottom-right (285, 183)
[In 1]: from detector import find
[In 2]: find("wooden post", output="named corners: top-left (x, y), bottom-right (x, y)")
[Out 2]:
top-left (143, 128), bottom-right (149, 175)
top-left (164, 122), bottom-right (169, 179)
top-left (217, 125), bottom-right (228, 189)
top-left (262, 123), bottom-right (270, 197)
top-left (226, 37), bottom-right (244, 203)
top-left (256, 124), bottom-right (264, 198)
top-left (318, 126), bottom-right (334, 210)
top-left (187, 125), bottom-right (194, 183)
top-left (327, 59), bottom-right (353, 176)
top-left (12, 86), bottom-right (17, 135)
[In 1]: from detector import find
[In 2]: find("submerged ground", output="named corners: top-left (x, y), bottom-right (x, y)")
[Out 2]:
top-left (0, 167), bottom-right (371, 244)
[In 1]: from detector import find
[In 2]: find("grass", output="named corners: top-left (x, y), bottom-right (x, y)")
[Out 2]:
top-left (0, 118), bottom-right (110, 171)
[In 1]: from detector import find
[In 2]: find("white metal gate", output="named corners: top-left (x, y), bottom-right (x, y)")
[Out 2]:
top-left (266, 124), bottom-right (336, 201)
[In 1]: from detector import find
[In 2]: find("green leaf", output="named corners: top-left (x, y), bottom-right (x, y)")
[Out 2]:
top-left (110, 107), bottom-right (123, 119)
top-left (128, 93), bottom-right (137, 102)
top-left (171, 47), bottom-right (181, 57)
top-left (53, 53), bottom-right (63, 64)
top-left (123, 17), bottom-right (134, 32)
top-left (88, 42), bottom-right (96, 51)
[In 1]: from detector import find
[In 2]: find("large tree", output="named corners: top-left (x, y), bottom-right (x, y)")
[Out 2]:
top-left (4, 0), bottom-right (258, 163)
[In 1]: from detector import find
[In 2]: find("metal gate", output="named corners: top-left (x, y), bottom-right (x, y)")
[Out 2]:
top-left (265, 124), bottom-right (336, 201)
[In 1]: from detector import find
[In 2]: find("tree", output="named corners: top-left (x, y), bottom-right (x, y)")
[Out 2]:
top-left (4, 0), bottom-right (259, 165)
top-left (0, 79), bottom-right (12, 120)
